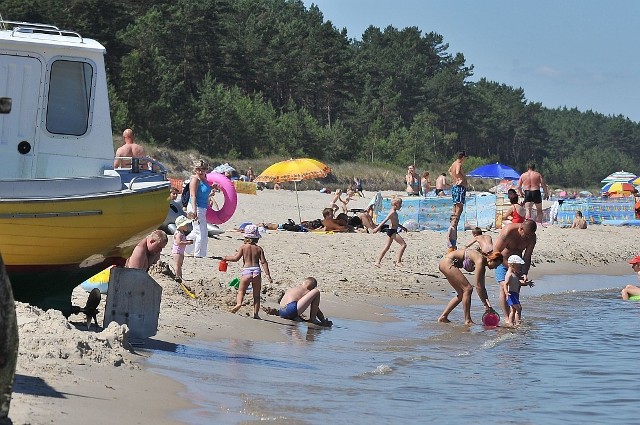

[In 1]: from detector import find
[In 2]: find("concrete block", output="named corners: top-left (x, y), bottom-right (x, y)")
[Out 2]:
top-left (104, 268), bottom-right (162, 339)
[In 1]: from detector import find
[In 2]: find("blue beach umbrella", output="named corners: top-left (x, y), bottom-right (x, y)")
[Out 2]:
top-left (467, 163), bottom-right (521, 180)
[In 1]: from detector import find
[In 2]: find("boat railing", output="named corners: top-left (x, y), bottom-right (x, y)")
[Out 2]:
top-left (114, 156), bottom-right (168, 177)
top-left (0, 18), bottom-right (83, 42)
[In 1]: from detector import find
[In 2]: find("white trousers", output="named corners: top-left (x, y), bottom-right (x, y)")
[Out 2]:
top-left (186, 205), bottom-right (208, 257)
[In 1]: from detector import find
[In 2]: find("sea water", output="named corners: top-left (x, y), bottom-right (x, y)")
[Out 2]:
top-left (147, 273), bottom-right (640, 424)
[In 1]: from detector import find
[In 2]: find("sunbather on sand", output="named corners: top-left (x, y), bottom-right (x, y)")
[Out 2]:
top-left (321, 208), bottom-right (352, 232)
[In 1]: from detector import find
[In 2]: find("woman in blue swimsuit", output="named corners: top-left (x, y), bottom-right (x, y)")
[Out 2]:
top-left (405, 165), bottom-right (420, 196)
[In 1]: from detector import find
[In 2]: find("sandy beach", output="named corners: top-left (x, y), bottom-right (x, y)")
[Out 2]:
top-left (8, 189), bottom-right (640, 424)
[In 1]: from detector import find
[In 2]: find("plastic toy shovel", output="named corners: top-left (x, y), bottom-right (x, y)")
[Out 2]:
top-left (482, 307), bottom-right (500, 327)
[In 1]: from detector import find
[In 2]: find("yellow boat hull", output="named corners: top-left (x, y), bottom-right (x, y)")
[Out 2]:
top-left (0, 184), bottom-right (169, 312)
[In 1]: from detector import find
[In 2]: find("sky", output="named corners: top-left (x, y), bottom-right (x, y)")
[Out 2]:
top-left (302, 0), bottom-right (640, 122)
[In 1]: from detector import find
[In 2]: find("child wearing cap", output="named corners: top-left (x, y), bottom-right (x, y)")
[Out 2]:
top-left (172, 216), bottom-right (194, 282)
top-left (621, 255), bottom-right (640, 300)
top-left (503, 254), bottom-right (535, 326)
top-left (223, 224), bottom-right (273, 318)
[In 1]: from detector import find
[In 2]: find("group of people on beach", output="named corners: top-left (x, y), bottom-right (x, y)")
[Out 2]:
top-left (405, 165), bottom-right (448, 197)
top-left (438, 152), bottom-right (543, 326)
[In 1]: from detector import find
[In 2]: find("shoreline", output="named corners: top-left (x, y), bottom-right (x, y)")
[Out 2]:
top-left (8, 189), bottom-right (640, 424)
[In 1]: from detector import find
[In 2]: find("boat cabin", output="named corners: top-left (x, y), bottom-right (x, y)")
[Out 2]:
top-left (0, 20), bottom-right (115, 180)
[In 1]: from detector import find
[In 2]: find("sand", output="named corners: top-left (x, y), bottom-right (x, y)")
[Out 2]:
top-left (8, 189), bottom-right (640, 424)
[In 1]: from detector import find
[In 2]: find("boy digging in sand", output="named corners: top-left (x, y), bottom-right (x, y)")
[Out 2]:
top-left (264, 277), bottom-right (332, 326)
top-left (373, 197), bottom-right (407, 267)
top-left (223, 225), bottom-right (273, 318)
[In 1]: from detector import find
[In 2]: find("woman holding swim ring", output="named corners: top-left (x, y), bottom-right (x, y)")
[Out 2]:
top-left (438, 250), bottom-right (503, 325)
top-left (187, 159), bottom-right (212, 257)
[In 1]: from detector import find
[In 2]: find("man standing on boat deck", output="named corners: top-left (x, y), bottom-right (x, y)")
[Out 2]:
top-left (492, 220), bottom-right (537, 324)
top-left (114, 128), bottom-right (147, 169)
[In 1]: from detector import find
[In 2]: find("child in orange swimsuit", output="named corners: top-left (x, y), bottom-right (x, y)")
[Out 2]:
top-left (223, 225), bottom-right (273, 318)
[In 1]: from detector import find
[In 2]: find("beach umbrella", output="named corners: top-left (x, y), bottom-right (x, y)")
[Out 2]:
top-left (467, 163), bottom-right (521, 180)
top-left (254, 158), bottom-right (331, 223)
top-left (601, 170), bottom-right (637, 183)
top-left (489, 179), bottom-right (517, 194)
top-left (601, 181), bottom-right (635, 194)
top-left (629, 176), bottom-right (640, 186)
top-left (213, 163), bottom-right (235, 174)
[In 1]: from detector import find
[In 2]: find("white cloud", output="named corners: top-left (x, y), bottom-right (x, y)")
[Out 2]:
top-left (534, 66), bottom-right (561, 77)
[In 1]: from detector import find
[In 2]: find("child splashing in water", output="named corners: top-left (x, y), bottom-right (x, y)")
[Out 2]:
top-left (223, 225), bottom-right (273, 318)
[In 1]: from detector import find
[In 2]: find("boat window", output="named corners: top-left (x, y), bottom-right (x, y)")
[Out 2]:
top-left (46, 60), bottom-right (93, 135)
top-left (0, 97), bottom-right (11, 113)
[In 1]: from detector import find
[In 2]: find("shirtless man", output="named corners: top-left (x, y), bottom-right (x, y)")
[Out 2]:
top-left (448, 151), bottom-right (468, 218)
top-left (272, 277), bottom-right (332, 326)
top-left (492, 220), bottom-right (537, 324)
top-left (516, 163), bottom-right (549, 224)
top-left (435, 173), bottom-right (447, 196)
top-left (125, 230), bottom-right (168, 271)
top-left (321, 208), bottom-right (351, 232)
top-left (114, 128), bottom-right (146, 169)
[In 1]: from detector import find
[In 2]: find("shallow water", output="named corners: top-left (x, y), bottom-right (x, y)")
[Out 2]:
top-left (147, 273), bottom-right (640, 424)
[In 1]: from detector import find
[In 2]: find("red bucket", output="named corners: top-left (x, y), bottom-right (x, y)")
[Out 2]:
top-left (218, 260), bottom-right (228, 272)
top-left (482, 308), bottom-right (500, 327)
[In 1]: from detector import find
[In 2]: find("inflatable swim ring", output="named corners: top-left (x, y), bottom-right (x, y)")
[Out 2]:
top-left (205, 172), bottom-right (237, 224)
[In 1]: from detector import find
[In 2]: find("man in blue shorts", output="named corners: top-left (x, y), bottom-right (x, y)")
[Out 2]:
top-left (448, 151), bottom-right (468, 219)
top-left (492, 220), bottom-right (537, 321)
top-left (275, 277), bottom-right (332, 326)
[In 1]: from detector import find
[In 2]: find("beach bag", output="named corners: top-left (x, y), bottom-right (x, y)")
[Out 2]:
top-left (181, 182), bottom-right (190, 209)
top-left (348, 215), bottom-right (363, 228)
top-left (282, 219), bottom-right (303, 232)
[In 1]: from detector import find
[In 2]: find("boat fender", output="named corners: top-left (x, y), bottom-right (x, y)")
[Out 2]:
top-left (205, 172), bottom-right (238, 224)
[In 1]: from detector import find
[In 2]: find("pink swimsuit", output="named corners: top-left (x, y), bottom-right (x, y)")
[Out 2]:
top-left (172, 232), bottom-right (187, 255)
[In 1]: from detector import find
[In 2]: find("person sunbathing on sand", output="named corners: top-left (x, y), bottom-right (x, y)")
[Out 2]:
top-left (264, 277), bottom-right (332, 326)
top-left (358, 204), bottom-right (376, 232)
top-left (321, 208), bottom-right (351, 232)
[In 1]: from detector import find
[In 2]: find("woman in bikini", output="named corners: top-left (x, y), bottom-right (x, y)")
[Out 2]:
top-left (438, 249), bottom-right (503, 325)
top-left (406, 165), bottom-right (420, 196)
top-left (223, 225), bottom-right (273, 318)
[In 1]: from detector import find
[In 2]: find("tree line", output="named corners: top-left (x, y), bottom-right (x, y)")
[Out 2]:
top-left (4, 0), bottom-right (639, 187)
